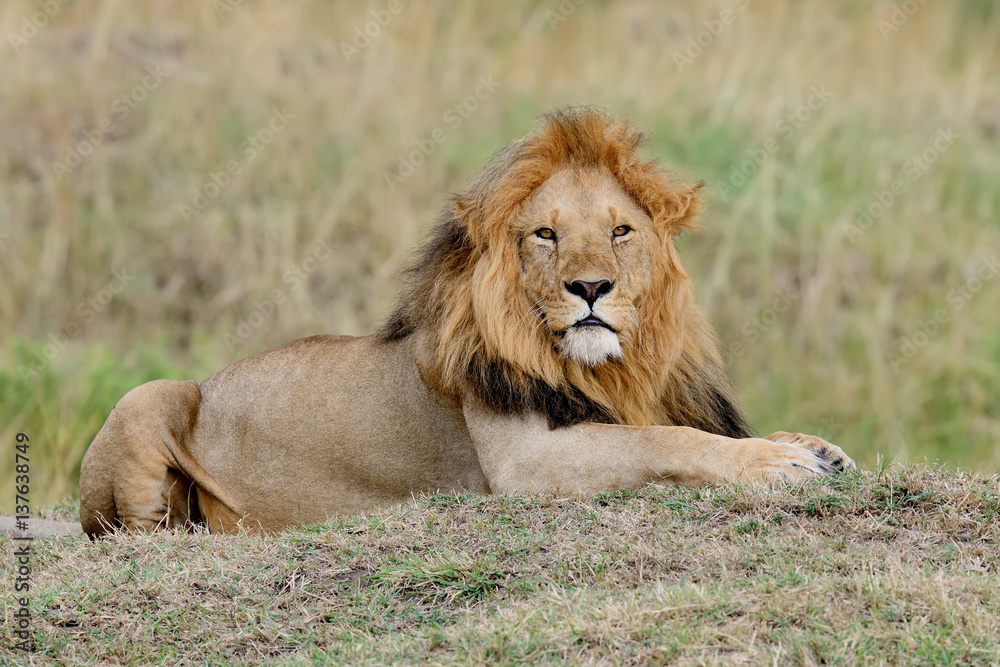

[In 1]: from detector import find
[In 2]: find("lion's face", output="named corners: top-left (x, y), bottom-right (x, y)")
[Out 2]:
top-left (384, 108), bottom-right (718, 429)
top-left (518, 167), bottom-right (660, 366)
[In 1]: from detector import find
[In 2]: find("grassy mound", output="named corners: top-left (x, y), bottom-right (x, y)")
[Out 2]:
top-left (3, 1), bottom-right (1000, 509)
top-left (4, 465), bottom-right (998, 664)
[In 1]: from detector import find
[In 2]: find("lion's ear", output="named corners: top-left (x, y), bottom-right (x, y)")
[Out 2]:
top-left (456, 198), bottom-right (491, 249)
top-left (454, 197), bottom-right (492, 247)
top-left (657, 180), bottom-right (703, 235)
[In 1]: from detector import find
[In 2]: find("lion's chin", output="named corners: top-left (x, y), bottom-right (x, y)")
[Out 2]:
top-left (557, 327), bottom-right (624, 366)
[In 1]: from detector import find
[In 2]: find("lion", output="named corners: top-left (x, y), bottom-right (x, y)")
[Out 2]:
top-left (79, 107), bottom-right (854, 538)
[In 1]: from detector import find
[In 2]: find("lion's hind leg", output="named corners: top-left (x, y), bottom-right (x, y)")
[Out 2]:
top-left (80, 380), bottom-right (207, 538)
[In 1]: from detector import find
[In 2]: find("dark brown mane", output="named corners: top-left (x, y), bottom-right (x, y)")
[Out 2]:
top-left (379, 107), bottom-right (751, 438)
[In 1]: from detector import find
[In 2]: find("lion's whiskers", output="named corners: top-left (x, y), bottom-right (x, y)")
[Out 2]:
top-left (513, 300), bottom-right (545, 334)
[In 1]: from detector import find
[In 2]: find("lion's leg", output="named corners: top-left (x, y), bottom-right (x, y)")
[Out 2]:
top-left (462, 401), bottom-right (855, 492)
top-left (763, 431), bottom-right (856, 473)
top-left (109, 455), bottom-right (200, 533)
top-left (80, 380), bottom-right (217, 538)
top-left (113, 465), bottom-right (203, 532)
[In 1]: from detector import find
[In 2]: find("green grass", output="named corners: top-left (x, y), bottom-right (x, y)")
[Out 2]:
top-left (3, 465), bottom-right (999, 664)
top-left (1, 2), bottom-right (998, 506)
top-left (1, 339), bottom-right (221, 505)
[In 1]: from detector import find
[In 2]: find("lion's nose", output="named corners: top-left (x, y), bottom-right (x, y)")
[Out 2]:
top-left (565, 279), bottom-right (614, 307)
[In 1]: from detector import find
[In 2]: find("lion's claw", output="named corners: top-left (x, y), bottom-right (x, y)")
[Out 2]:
top-left (765, 431), bottom-right (856, 474)
top-left (735, 431), bottom-right (855, 485)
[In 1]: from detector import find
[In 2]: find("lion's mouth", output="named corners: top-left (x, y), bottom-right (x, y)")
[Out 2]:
top-left (573, 315), bottom-right (616, 332)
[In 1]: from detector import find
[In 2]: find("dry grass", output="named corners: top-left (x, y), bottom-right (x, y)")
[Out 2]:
top-left (2, 3), bottom-right (999, 664)
top-left (1, 2), bottom-right (999, 507)
top-left (3, 465), bottom-right (999, 664)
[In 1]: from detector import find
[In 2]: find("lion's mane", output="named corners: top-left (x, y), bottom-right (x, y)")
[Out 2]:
top-left (380, 107), bottom-right (751, 438)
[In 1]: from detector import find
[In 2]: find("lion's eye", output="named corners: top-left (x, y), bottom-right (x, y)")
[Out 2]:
top-left (612, 225), bottom-right (632, 238)
top-left (535, 228), bottom-right (556, 241)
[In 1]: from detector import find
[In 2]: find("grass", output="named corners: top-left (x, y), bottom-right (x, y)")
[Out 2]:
top-left (2, 464), bottom-right (999, 664)
top-left (1, 1), bottom-right (999, 507)
top-left (3, 2), bottom-right (998, 664)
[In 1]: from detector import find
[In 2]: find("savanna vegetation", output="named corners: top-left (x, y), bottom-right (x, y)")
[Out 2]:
top-left (3, 465), bottom-right (1000, 663)
top-left (2, 1), bottom-right (998, 506)
top-left (1, 1), bottom-right (999, 663)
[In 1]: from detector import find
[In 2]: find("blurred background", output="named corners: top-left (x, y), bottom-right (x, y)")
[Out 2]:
top-left (1, 0), bottom-right (998, 510)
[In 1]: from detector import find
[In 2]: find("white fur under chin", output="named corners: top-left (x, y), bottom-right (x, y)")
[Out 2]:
top-left (558, 327), bottom-right (623, 366)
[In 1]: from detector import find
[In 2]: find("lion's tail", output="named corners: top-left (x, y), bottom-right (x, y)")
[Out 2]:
top-left (80, 379), bottom-right (239, 538)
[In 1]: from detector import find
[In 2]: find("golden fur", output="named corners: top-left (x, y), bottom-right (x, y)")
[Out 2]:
top-left (382, 109), bottom-right (748, 434)
top-left (79, 107), bottom-right (853, 537)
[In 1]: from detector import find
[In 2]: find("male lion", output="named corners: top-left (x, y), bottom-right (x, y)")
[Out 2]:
top-left (79, 108), bottom-right (854, 538)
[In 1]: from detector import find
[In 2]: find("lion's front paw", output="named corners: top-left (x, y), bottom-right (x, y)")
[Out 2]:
top-left (733, 433), bottom-right (855, 485)
top-left (763, 431), bottom-right (856, 475)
